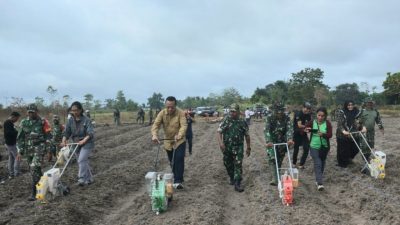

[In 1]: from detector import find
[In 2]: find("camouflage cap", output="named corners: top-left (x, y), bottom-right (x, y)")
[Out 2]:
top-left (364, 97), bottom-right (374, 103)
top-left (229, 103), bottom-right (240, 112)
top-left (27, 104), bottom-right (38, 112)
top-left (303, 102), bottom-right (312, 109)
top-left (272, 102), bottom-right (285, 112)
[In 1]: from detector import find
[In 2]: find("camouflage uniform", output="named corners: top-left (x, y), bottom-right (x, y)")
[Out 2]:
top-left (218, 107), bottom-right (249, 183)
top-left (137, 108), bottom-right (145, 124)
top-left (50, 115), bottom-right (64, 158)
top-left (359, 99), bottom-right (384, 159)
top-left (17, 104), bottom-right (51, 200)
top-left (264, 103), bottom-right (293, 184)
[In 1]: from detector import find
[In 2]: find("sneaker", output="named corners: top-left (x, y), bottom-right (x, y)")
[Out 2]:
top-left (269, 179), bottom-right (277, 186)
top-left (0, 180), bottom-right (5, 184)
top-left (78, 179), bottom-right (85, 187)
top-left (316, 182), bottom-right (324, 191)
top-left (173, 183), bottom-right (184, 189)
top-left (298, 164), bottom-right (305, 169)
top-left (27, 196), bottom-right (36, 201)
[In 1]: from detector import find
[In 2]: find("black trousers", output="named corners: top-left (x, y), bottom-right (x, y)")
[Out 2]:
top-left (293, 135), bottom-right (310, 166)
top-left (336, 137), bottom-right (358, 167)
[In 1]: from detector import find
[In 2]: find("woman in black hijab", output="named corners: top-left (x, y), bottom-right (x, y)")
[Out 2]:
top-left (336, 100), bottom-right (366, 168)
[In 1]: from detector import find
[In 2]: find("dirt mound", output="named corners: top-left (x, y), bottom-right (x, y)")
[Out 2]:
top-left (0, 119), bottom-right (399, 225)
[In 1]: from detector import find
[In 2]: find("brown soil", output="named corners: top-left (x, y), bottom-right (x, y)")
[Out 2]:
top-left (0, 118), bottom-right (399, 225)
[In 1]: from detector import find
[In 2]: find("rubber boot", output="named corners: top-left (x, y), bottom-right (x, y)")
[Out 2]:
top-left (229, 176), bottom-right (235, 185)
top-left (28, 184), bottom-right (36, 201)
top-left (269, 163), bottom-right (278, 186)
top-left (234, 180), bottom-right (244, 192)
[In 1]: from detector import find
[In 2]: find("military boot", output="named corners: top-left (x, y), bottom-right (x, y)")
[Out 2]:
top-left (234, 180), bottom-right (244, 192)
top-left (269, 164), bottom-right (278, 186)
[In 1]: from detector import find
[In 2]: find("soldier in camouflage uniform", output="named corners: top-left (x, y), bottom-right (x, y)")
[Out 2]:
top-left (359, 98), bottom-right (384, 161)
top-left (17, 104), bottom-right (51, 201)
top-left (49, 115), bottom-right (64, 161)
top-left (264, 102), bottom-right (294, 186)
top-left (217, 103), bottom-right (251, 192)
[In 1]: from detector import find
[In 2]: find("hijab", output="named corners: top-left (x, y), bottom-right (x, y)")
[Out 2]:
top-left (343, 100), bottom-right (359, 129)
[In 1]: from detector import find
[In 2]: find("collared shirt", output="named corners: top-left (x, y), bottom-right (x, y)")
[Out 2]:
top-left (151, 108), bottom-right (188, 150)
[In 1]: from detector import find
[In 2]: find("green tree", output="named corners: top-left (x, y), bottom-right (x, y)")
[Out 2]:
top-left (287, 68), bottom-right (325, 105)
top-left (333, 83), bottom-right (362, 105)
top-left (126, 99), bottom-right (139, 111)
top-left (94, 100), bottom-right (102, 110)
top-left (115, 90), bottom-right (127, 110)
top-left (84, 93), bottom-right (94, 109)
top-left (147, 93), bottom-right (164, 109)
top-left (35, 97), bottom-right (45, 108)
top-left (220, 87), bottom-right (242, 107)
top-left (62, 95), bottom-right (70, 108)
top-left (104, 99), bottom-right (116, 109)
top-left (47, 85), bottom-right (58, 108)
top-left (383, 72), bottom-right (400, 104)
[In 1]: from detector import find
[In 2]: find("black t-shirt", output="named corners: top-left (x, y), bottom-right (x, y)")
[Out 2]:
top-left (293, 110), bottom-right (312, 136)
top-left (3, 119), bottom-right (18, 145)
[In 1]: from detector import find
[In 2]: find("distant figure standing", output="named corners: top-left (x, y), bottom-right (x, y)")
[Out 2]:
top-left (3, 112), bottom-right (21, 180)
top-left (185, 111), bottom-right (195, 155)
top-left (245, 108), bottom-right (251, 126)
top-left (113, 108), bottom-right (121, 126)
top-left (148, 108), bottom-right (154, 125)
top-left (49, 115), bottom-right (64, 162)
top-left (137, 108), bottom-right (145, 124)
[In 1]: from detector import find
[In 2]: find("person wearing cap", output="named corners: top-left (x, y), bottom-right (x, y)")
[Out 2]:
top-left (217, 103), bottom-right (251, 192)
top-left (3, 111), bottom-right (21, 181)
top-left (49, 115), bottom-right (64, 162)
top-left (264, 102), bottom-right (294, 185)
top-left (152, 96), bottom-right (188, 189)
top-left (16, 104), bottom-right (51, 201)
top-left (292, 102), bottom-right (312, 169)
top-left (62, 101), bottom-right (95, 186)
top-left (359, 98), bottom-right (384, 163)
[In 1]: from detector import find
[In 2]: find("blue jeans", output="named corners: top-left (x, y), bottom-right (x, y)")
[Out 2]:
top-left (166, 142), bottom-right (185, 183)
top-left (310, 147), bottom-right (329, 185)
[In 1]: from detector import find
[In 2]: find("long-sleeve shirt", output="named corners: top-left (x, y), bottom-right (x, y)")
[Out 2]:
top-left (151, 108), bottom-right (187, 151)
top-left (64, 115), bottom-right (94, 148)
top-left (3, 119), bottom-right (18, 145)
top-left (359, 108), bottom-right (384, 131)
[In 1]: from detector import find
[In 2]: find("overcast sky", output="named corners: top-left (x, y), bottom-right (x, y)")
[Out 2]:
top-left (1, 0), bottom-right (399, 106)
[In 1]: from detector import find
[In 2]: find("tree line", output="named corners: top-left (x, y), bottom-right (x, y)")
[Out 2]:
top-left (1, 68), bottom-right (399, 112)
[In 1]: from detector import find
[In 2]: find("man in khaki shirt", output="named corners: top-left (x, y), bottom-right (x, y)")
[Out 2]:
top-left (151, 96), bottom-right (188, 189)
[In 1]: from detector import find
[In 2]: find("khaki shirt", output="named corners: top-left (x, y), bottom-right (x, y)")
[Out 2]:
top-left (151, 108), bottom-right (188, 150)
